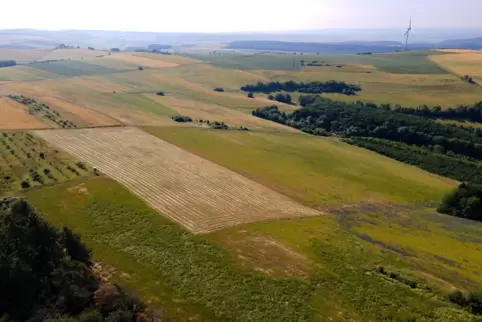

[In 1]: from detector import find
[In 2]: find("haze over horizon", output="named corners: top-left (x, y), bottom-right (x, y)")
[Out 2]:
top-left (2, 0), bottom-right (482, 33)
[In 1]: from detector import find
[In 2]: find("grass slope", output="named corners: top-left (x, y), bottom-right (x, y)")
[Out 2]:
top-left (26, 178), bottom-right (314, 322)
top-left (28, 60), bottom-right (123, 76)
top-left (144, 127), bottom-right (454, 206)
top-left (26, 178), bottom-right (480, 321)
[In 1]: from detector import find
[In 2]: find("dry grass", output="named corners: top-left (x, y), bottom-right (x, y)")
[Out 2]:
top-left (147, 94), bottom-right (298, 132)
top-left (0, 97), bottom-right (50, 130)
top-left (0, 65), bottom-right (59, 81)
top-left (35, 96), bottom-right (120, 127)
top-left (251, 68), bottom-right (482, 107)
top-left (104, 53), bottom-right (179, 68)
top-left (34, 127), bottom-right (319, 233)
top-left (430, 50), bottom-right (482, 83)
top-left (40, 49), bottom-right (110, 61)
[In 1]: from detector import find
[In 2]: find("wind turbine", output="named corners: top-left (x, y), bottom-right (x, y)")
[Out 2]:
top-left (404, 17), bottom-right (412, 51)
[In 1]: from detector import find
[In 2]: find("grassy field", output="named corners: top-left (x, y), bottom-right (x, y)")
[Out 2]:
top-left (0, 131), bottom-right (91, 194)
top-left (26, 177), bottom-right (480, 321)
top-left (0, 65), bottom-right (59, 81)
top-left (0, 49), bottom-right (46, 63)
top-left (28, 60), bottom-right (123, 76)
top-left (187, 50), bottom-right (448, 74)
top-left (144, 127), bottom-right (454, 206)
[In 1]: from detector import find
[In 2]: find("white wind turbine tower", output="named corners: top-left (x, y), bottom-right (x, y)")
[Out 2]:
top-left (404, 17), bottom-right (412, 51)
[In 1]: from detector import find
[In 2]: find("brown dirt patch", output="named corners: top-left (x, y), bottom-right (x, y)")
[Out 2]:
top-left (0, 97), bottom-right (50, 130)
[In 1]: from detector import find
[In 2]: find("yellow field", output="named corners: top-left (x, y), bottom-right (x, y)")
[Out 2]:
top-left (0, 97), bottom-right (50, 129)
top-left (39, 48), bottom-right (110, 61)
top-left (103, 53), bottom-right (179, 68)
top-left (430, 50), bottom-right (482, 84)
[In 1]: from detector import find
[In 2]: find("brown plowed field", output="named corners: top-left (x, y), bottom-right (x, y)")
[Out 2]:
top-left (0, 97), bottom-right (50, 130)
top-left (34, 127), bottom-right (319, 233)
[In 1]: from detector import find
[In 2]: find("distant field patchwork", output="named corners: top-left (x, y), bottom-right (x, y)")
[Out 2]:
top-left (28, 60), bottom-right (122, 76)
top-left (34, 127), bottom-right (319, 233)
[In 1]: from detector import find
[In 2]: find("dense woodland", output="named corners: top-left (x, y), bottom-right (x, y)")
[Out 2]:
top-left (0, 198), bottom-right (149, 321)
top-left (388, 101), bottom-right (482, 123)
top-left (241, 80), bottom-right (361, 95)
top-left (0, 60), bottom-right (16, 68)
top-left (253, 96), bottom-right (482, 222)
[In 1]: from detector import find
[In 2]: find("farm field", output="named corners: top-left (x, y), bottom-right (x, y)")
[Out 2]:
top-left (26, 177), bottom-right (481, 322)
top-left (0, 65), bottom-right (59, 81)
top-left (0, 131), bottom-right (91, 194)
top-left (430, 49), bottom-right (482, 84)
top-left (28, 60), bottom-right (123, 76)
top-left (0, 97), bottom-right (50, 130)
top-left (144, 127), bottom-right (455, 206)
top-left (34, 127), bottom-right (318, 233)
top-left (188, 50), bottom-right (448, 74)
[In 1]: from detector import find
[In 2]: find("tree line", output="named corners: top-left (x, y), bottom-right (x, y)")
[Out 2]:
top-left (0, 197), bottom-right (151, 321)
top-left (257, 96), bottom-right (482, 162)
top-left (240, 80), bottom-right (361, 95)
top-left (0, 60), bottom-right (16, 68)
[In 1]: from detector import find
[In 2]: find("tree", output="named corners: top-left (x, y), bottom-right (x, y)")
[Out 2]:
top-left (437, 182), bottom-right (482, 222)
top-left (88, 47), bottom-right (95, 50)
top-left (110, 48), bottom-right (120, 52)
top-left (138, 66), bottom-right (144, 71)
top-left (248, 92), bottom-right (254, 98)
top-left (214, 88), bottom-right (224, 92)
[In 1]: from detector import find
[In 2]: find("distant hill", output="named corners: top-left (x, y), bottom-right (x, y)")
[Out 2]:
top-left (439, 37), bottom-right (482, 49)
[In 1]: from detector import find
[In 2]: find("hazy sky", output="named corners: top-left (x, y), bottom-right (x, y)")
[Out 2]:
top-left (2, 0), bottom-right (482, 32)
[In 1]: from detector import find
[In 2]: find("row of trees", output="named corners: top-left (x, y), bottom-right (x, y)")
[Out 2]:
top-left (254, 97), bottom-right (482, 162)
top-left (241, 80), bottom-right (361, 95)
top-left (0, 197), bottom-right (149, 321)
top-left (0, 60), bottom-right (16, 68)
top-left (319, 99), bottom-right (482, 125)
top-left (346, 137), bottom-right (482, 184)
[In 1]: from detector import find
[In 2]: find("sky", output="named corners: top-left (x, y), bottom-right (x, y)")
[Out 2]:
top-left (2, 0), bottom-right (482, 32)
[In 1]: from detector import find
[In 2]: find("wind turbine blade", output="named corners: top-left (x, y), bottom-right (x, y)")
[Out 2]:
top-left (409, 17), bottom-right (412, 29)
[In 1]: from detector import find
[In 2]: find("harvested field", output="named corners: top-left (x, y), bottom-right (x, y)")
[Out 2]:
top-left (34, 127), bottom-right (319, 233)
top-left (430, 50), bottom-right (482, 83)
top-left (0, 97), bottom-right (50, 130)
top-left (36, 96), bottom-right (120, 127)
top-left (105, 54), bottom-right (179, 68)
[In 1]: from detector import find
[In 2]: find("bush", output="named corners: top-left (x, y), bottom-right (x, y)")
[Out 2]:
top-left (110, 48), bottom-right (120, 52)
top-left (213, 88), bottom-right (224, 92)
top-left (172, 115), bottom-right (193, 123)
top-left (138, 66), bottom-right (144, 71)
top-left (248, 92), bottom-right (254, 98)
top-left (156, 92), bottom-right (165, 96)
top-left (448, 290), bottom-right (482, 314)
top-left (437, 182), bottom-right (482, 222)
top-left (21, 180), bottom-right (30, 189)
